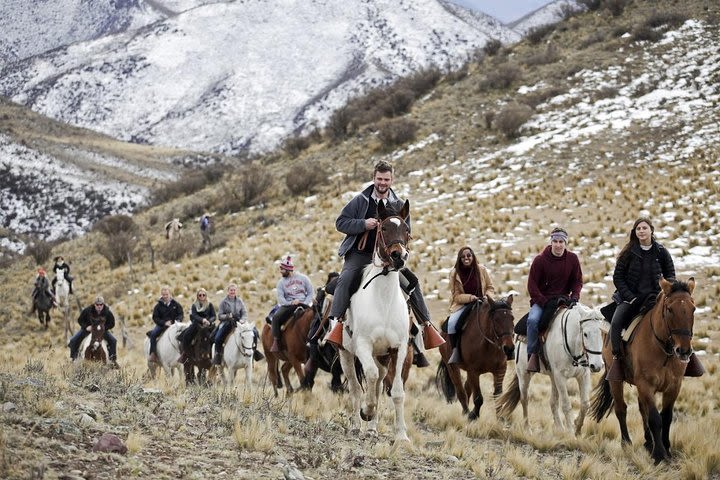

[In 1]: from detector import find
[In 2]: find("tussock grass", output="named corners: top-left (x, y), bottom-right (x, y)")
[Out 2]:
top-left (233, 416), bottom-right (275, 453)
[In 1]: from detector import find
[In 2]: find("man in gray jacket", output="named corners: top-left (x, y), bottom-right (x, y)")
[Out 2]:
top-left (326, 160), bottom-right (432, 367)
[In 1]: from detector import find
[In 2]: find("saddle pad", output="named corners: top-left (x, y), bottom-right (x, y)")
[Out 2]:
top-left (622, 314), bottom-right (643, 342)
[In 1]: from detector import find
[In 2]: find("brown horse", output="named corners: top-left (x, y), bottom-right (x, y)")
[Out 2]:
top-left (33, 289), bottom-right (54, 329)
top-left (590, 277), bottom-right (697, 464)
top-left (81, 319), bottom-right (108, 363)
top-left (183, 323), bottom-right (214, 386)
top-left (261, 306), bottom-right (316, 396)
top-left (436, 295), bottom-right (515, 420)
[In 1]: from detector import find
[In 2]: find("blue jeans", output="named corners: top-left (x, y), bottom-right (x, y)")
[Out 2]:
top-left (214, 321), bottom-right (234, 352)
top-left (447, 304), bottom-right (470, 334)
top-left (526, 304), bottom-right (544, 357)
top-left (69, 329), bottom-right (117, 360)
top-left (148, 324), bottom-right (166, 354)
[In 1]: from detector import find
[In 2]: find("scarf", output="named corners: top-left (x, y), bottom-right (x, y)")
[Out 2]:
top-left (458, 264), bottom-right (481, 297)
top-left (193, 299), bottom-right (208, 313)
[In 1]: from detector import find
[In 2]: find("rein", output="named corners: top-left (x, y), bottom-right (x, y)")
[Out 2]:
top-left (650, 293), bottom-right (693, 362)
top-left (560, 309), bottom-right (601, 367)
top-left (362, 215), bottom-right (409, 289)
top-left (476, 301), bottom-right (513, 350)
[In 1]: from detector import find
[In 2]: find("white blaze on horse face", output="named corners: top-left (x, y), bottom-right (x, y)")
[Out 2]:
top-left (388, 218), bottom-right (401, 227)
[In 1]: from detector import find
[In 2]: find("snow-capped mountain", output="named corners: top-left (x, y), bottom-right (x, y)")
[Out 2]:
top-left (510, 0), bottom-right (581, 35)
top-left (0, 0), bottom-right (164, 68)
top-left (1, 0), bottom-right (516, 155)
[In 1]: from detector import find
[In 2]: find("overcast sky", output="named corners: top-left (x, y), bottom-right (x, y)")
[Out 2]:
top-left (449, 0), bottom-right (552, 23)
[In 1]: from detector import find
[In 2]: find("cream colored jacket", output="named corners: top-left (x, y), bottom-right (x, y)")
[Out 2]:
top-left (449, 265), bottom-right (495, 313)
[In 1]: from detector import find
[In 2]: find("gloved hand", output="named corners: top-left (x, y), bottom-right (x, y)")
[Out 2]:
top-left (557, 295), bottom-right (571, 306)
top-left (567, 298), bottom-right (578, 307)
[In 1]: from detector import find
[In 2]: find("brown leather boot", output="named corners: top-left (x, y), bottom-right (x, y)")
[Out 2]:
top-left (212, 350), bottom-right (223, 365)
top-left (684, 352), bottom-right (705, 377)
top-left (326, 320), bottom-right (343, 348)
top-left (413, 352), bottom-right (430, 368)
top-left (253, 349), bottom-right (265, 362)
top-left (606, 356), bottom-right (624, 382)
top-left (148, 352), bottom-right (159, 364)
top-left (527, 353), bottom-right (540, 373)
top-left (270, 338), bottom-right (281, 353)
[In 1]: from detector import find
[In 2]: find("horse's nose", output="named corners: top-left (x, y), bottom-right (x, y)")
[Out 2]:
top-left (391, 250), bottom-right (400, 259)
top-left (504, 345), bottom-right (515, 360)
top-left (590, 364), bottom-right (601, 373)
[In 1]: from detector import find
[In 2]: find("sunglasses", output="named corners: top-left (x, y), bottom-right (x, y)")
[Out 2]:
top-left (462, 254), bottom-right (473, 259)
top-left (198, 294), bottom-right (206, 297)
top-left (95, 303), bottom-right (103, 307)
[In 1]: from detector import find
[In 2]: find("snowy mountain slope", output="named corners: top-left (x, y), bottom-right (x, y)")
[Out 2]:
top-left (510, 0), bottom-right (580, 35)
top-left (438, 1), bottom-right (521, 43)
top-left (0, 0), bottom-right (516, 154)
top-left (0, 0), bottom-right (164, 69)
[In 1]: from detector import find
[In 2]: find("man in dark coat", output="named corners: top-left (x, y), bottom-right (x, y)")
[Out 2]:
top-left (68, 295), bottom-right (118, 366)
top-left (148, 286), bottom-right (184, 363)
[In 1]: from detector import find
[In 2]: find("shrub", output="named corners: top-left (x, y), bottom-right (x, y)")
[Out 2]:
top-left (494, 103), bottom-right (534, 139)
top-left (522, 44), bottom-right (561, 66)
top-left (398, 68), bottom-right (442, 98)
top-left (93, 214), bottom-right (140, 268)
top-left (580, 30), bottom-right (607, 49)
top-left (483, 38), bottom-right (502, 57)
top-left (631, 25), bottom-right (663, 42)
top-left (380, 87), bottom-right (415, 117)
top-left (644, 12), bottom-right (687, 29)
top-left (445, 64), bottom-right (468, 84)
top-left (285, 161), bottom-right (322, 196)
top-left (592, 86), bottom-right (619, 101)
top-left (604, 0), bottom-right (629, 17)
top-left (526, 24), bottom-right (556, 45)
top-left (521, 86), bottom-right (567, 109)
top-left (479, 63), bottom-right (522, 91)
top-left (25, 239), bottom-right (53, 265)
top-left (578, 0), bottom-right (602, 11)
top-left (282, 136), bottom-right (311, 158)
top-left (325, 106), bottom-right (353, 142)
top-left (151, 164), bottom-right (225, 204)
top-left (157, 234), bottom-right (196, 262)
top-left (376, 118), bottom-right (418, 150)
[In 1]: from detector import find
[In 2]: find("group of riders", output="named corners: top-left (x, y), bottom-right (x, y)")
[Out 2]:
top-left (32, 159), bottom-right (703, 380)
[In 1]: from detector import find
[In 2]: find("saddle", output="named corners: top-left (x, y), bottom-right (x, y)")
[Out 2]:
top-left (440, 302), bottom-right (476, 334)
top-left (598, 293), bottom-right (658, 344)
top-left (514, 297), bottom-right (567, 337)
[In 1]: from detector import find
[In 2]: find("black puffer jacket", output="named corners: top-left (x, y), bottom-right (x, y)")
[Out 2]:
top-left (152, 299), bottom-right (184, 326)
top-left (77, 305), bottom-right (115, 331)
top-left (612, 241), bottom-right (675, 303)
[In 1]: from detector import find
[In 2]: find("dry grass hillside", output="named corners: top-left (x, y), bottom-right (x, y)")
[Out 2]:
top-left (2, 1), bottom-right (720, 478)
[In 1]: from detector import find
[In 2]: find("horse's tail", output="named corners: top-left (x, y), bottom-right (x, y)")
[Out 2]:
top-left (496, 372), bottom-right (520, 419)
top-left (435, 362), bottom-right (456, 402)
top-left (589, 373), bottom-right (614, 422)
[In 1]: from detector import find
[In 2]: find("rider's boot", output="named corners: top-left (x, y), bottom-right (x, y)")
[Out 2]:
top-left (606, 321), bottom-right (625, 381)
top-left (527, 353), bottom-right (540, 373)
top-left (253, 349), bottom-right (265, 362)
top-left (148, 351), bottom-right (159, 364)
top-left (270, 337), bottom-right (281, 353)
top-left (325, 317), bottom-right (343, 348)
top-left (684, 352), bottom-right (705, 377)
top-left (448, 334), bottom-right (462, 365)
top-left (411, 333), bottom-right (429, 368)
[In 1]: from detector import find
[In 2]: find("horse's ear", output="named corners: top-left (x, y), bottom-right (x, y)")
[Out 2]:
top-left (400, 199), bottom-right (410, 220)
top-left (486, 293), bottom-right (495, 304)
top-left (660, 277), bottom-right (672, 294)
top-left (377, 200), bottom-right (387, 218)
top-left (505, 294), bottom-right (514, 306)
top-left (687, 277), bottom-right (696, 295)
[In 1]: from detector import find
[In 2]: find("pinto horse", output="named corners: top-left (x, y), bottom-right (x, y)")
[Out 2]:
top-left (497, 303), bottom-right (604, 435)
top-left (79, 319), bottom-right (108, 363)
top-left (337, 200), bottom-right (412, 445)
top-left (261, 306), bottom-right (316, 396)
top-left (590, 277), bottom-right (697, 464)
top-left (436, 296), bottom-right (515, 420)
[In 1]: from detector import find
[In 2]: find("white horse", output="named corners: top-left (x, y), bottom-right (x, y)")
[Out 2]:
top-left (165, 218), bottom-right (183, 240)
top-left (337, 200), bottom-right (411, 446)
top-left (216, 320), bottom-right (255, 387)
top-left (54, 271), bottom-right (71, 339)
top-left (144, 322), bottom-right (187, 378)
top-left (497, 303), bottom-right (604, 435)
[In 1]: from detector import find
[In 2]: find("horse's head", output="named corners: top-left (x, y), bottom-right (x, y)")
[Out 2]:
top-left (235, 320), bottom-right (255, 358)
top-left (659, 277), bottom-right (696, 361)
top-left (486, 294), bottom-right (515, 360)
top-left (376, 200), bottom-right (410, 270)
top-left (574, 305), bottom-right (604, 373)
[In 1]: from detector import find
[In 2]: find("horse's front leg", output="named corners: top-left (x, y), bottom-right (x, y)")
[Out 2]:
top-left (338, 349), bottom-right (362, 433)
top-left (660, 385), bottom-right (680, 458)
top-left (244, 359), bottom-right (253, 388)
top-left (517, 367), bottom-right (532, 429)
top-left (551, 369), bottom-right (573, 432)
top-left (354, 344), bottom-right (378, 423)
top-left (368, 359), bottom-right (387, 436)
top-left (637, 384), bottom-right (667, 464)
top-left (388, 348), bottom-right (409, 444)
top-left (575, 372), bottom-right (591, 436)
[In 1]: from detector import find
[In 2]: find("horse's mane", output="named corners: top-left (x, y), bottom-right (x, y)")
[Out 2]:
top-left (489, 297), bottom-right (512, 312)
top-left (668, 279), bottom-right (691, 294)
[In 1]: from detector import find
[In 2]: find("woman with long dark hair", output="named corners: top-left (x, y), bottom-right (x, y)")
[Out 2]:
top-left (446, 246), bottom-right (495, 364)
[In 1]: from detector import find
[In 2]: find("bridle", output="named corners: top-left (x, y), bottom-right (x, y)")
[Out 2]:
top-left (361, 215), bottom-right (410, 288)
top-left (559, 308), bottom-right (602, 367)
top-left (477, 300), bottom-right (514, 351)
top-left (651, 292), bottom-right (694, 360)
top-left (234, 322), bottom-right (254, 358)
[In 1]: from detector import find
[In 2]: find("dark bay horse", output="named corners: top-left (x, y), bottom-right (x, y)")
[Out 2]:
top-left (261, 306), bottom-right (316, 396)
top-left (436, 295), bottom-right (515, 420)
top-left (590, 277), bottom-right (697, 464)
top-left (33, 290), bottom-right (54, 329)
top-left (183, 323), bottom-right (214, 386)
